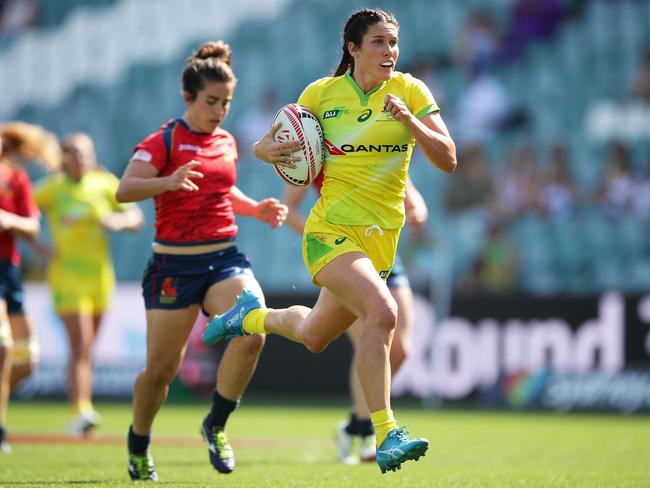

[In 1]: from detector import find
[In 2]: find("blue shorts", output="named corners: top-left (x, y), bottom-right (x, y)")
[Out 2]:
top-left (386, 254), bottom-right (410, 289)
top-left (0, 260), bottom-right (26, 314)
top-left (142, 246), bottom-right (254, 310)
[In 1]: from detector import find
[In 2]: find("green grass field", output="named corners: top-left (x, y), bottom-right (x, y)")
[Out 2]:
top-left (2, 401), bottom-right (649, 487)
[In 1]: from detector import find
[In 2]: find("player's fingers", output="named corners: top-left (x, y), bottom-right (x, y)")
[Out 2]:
top-left (185, 160), bottom-right (202, 168)
top-left (187, 170), bottom-right (204, 179)
top-left (269, 122), bottom-right (283, 136)
top-left (276, 161), bottom-right (297, 168)
top-left (284, 141), bottom-right (301, 152)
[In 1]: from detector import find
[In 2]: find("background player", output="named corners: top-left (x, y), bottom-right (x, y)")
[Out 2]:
top-left (0, 122), bottom-right (60, 453)
top-left (34, 132), bottom-right (144, 436)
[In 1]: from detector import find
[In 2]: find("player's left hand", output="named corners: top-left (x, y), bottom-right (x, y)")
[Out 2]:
top-left (384, 94), bottom-right (413, 124)
top-left (255, 198), bottom-right (288, 229)
top-left (405, 196), bottom-right (428, 234)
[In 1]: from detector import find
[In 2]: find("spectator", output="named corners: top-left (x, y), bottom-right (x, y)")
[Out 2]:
top-left (585, 48), bottom-right (650, 142)
top-left (453, 9), bottom-right (501, 74)
top-left (445, 143), bottom-right (493, 215)
top-left (492, 140), bottom-right (540, 220)
top-left (0, 0), bottom-right (38, 47)
top-left (596, 141), bottom-right (635, 220)
top-left (500, 0), bottom-right (565, 63)
top-left (471, 220), bottom-right (520, 295)
top-left (536, 141), bottom-right (578, 218)
top-left (453, 63), bottom-right (509, 145)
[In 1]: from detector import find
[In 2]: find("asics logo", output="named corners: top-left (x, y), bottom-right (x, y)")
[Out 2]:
top-left (225, 307), bottom-right (245, 327)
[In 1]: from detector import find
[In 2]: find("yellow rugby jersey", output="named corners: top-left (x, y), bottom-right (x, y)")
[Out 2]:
top-left (34, 170), bottom-right (126, 277)
top-left (298, 70), bottom-right (439, 229)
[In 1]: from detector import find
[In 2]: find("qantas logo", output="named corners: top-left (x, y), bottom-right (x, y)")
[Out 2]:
top-left (325, 142), bottom-right (408, 155)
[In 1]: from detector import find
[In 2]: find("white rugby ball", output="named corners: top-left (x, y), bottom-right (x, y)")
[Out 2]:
top-left (271, 104), bottom-right (324, 187)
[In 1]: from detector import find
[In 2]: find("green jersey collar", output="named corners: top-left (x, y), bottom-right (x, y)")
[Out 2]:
top-left (345, 70), bottom-right (387, 107)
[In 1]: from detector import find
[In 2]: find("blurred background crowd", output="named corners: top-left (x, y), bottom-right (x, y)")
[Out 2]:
top-left (1, 0), bottom-right (649, 300)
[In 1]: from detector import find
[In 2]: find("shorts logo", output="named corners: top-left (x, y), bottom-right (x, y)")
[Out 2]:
top-left (160, 277), bottom-right (178, 304)
top-left (334, 236), bottom-right (347, 245)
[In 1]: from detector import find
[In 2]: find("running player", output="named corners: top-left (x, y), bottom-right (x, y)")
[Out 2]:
top-left (282, 174), bottom-right (428, 464)
top-left (35, 132), bottom-right (144, 436)
top-left (204, 8), bottom-right (456, 473)
top-left (0, 122), bottom-right (61, 453)
top-left (116, 40), bottom-right (287, 481)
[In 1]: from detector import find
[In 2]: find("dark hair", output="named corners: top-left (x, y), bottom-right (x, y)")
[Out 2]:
top-left (334, 9), bottom-right (399, 77)
top-left (182, 40), bottom-right (237, 101)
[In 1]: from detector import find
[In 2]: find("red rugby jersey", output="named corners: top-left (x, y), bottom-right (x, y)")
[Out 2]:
top-left (0, 163), bottom-right (39, 264)
top-left (133, 119), bottom-right (238, 244)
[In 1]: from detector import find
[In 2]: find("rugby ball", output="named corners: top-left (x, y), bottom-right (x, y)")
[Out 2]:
top-left (271, 104), bottom-right (324, 187)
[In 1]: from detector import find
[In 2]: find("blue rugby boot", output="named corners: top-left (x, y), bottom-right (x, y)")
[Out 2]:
top-left (376, 427), bottom-right (428, 474)
top-left (202, 289), bottom-right (262, 345)
top-left (201, 416), bottom-right (235, 474)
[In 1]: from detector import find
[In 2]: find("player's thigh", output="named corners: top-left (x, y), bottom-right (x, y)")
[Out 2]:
top-left (315, 251), bottom-right (396, 322)
top-left (302, 286), bottom-right (357, 345)
top-left (203, 273), bottom-right (266, 316)
top-left (144, 306), bottom-right (200, 371)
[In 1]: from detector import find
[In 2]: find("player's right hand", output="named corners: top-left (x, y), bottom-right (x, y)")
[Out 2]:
top-left (253, 123), bottom-right (300, 168)
top-left (167, 160), bottom-right (204, 192)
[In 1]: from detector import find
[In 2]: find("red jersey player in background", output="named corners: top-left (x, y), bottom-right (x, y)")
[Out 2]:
top-left (116, 40), bottom-right (287, 481)
top-left (0, 122), bottom-right (61, 454)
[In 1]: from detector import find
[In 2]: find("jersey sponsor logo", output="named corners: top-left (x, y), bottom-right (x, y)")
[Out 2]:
top-left (357, 109), bottom-right (373, 123)
top-left (160, 277), bottom-right (178, 304)
top-left (334, 236), bottom-right (347, 245)
top-left (323, 107), bottom-right (346, 119)
top-left (379, 270), bottom-right (390, 279)
top-left (339, 144), bottom-right (409, 153)
top-left (178, 144), bottom-right (201, 152)
top-left (324, 138), bottom-right (345, 156)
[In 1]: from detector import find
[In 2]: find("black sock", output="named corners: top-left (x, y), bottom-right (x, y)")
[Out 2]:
top-left (357, 418), bottom-right (375, 437)
top-left (345, 412), bottom-right (375, 437)
top-left (0, 425), bottom-right (6, 441)
top-left (207, 390), bottom-right (239, 430)
top-left (345, 412), bottom-right (359, 435)
top-left (128, 425), bottom-right (151, 455)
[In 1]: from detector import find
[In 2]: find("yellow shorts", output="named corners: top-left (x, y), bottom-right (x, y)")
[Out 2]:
top-left (302, 210), bottom-right (401, 286)
top-left (49, 266), bottom-right (114, 315)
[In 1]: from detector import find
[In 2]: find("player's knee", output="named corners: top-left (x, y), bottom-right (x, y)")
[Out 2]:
top-left (367, 305), bottom-right (398, 336)
top-left (146, 363), bottom-right (178, 387)
top-left (241, 332), bottom-right (265, 355)
top-left (302, 331), bottom-right (330, 353)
